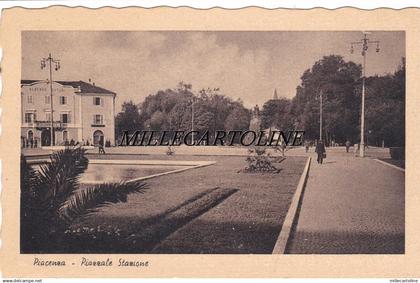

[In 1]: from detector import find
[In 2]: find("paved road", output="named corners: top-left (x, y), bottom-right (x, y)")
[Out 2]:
top-left (287, 149), bottom-right (405, 254)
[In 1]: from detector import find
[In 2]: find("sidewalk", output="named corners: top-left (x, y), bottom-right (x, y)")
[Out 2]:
top-left (287, 149), bottom-right (405, 254)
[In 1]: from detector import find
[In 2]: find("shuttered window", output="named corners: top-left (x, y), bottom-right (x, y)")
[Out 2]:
top-left (60, 113), bottom-right (71, 123)
top-left (93, 114), bottom-right (103, 125)
top-left (93, 97), bottom-right (102, 106)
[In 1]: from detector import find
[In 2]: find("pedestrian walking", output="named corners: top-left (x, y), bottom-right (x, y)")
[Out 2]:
top-left (280, 141), bottom-right (286, 157)
top-left (315, 140), bottom-right (326, 164)
top-left (345, 140), bottom-right (351, 153)
top-left (98, 143), bottom-right (106, 155)
top-left (305, 141), bottom-right (309, 153)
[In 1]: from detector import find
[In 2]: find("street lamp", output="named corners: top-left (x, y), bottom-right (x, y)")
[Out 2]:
top-left (319, 89), bottom-right (323, 143)
top-left (41, 53), bottom-right (61, 146)
top-left (191, 95), bottom-right (195, 144)
top-left (367, 129), bottom-right (372, 147)
top-left (350, 32), bottom-right (380, 157)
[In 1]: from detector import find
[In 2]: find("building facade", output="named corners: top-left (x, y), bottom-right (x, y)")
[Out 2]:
top-left (21, 80), bottom-right (116, 147)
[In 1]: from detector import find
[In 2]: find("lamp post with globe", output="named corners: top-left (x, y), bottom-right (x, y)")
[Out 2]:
top-left (41, 53), bottom-right (61, 146)
top-left (350, 32), bottom-right (380, 157)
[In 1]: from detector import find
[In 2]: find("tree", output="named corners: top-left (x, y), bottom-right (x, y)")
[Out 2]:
top-left (149, 110), bottom-right (167, 131)
top-left (260, 98), bottom-right (292, 130)
top-left (291, 55), bottom-right (362, 142)
top-left (225, 103), bottom-right (251, 132)
top-left (364, 58), bottom-right (405, 147)
top-left (115, 101), bottom-right (142, 140)
top-left (168, 100), bottom-right (191, 131)
top-left (132, 83), bottom-right (250, 138)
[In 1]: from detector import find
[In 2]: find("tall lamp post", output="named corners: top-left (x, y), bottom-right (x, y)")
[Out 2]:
top-left (319, 89), bottom-right (323, 143)
top-left (191, 95), bottom-right (195, 144)
top-left (350, 32), bottom-right (380, 157)
top-left (41, 53), bottom-right (60, 146)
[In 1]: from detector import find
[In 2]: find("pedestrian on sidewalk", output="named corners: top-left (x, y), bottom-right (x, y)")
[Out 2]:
top-left (345, 140), bottom-right (351, 153)
top-left (315, 140), bottom-right (326, 164)
top-left (98, 143), bottom-right (106, 155)
top-left (305, 140), bottom-right (310, 153)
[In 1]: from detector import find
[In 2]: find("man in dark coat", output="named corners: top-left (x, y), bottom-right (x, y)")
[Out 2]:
top-left (345, 140), bottom-right (351, 153)
top-left (315, 140), bottom-right (326, 164)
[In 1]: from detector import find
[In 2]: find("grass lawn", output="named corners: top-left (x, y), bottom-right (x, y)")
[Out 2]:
top-left (379, 158), bottom-right (405, 169)
top-left (66, 154), bottom-right (306, 254)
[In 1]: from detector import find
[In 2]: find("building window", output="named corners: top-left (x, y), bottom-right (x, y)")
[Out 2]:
top-left (27, 95), bottom-right (33, 104)
top-left (45, 96), bottom-right (51, 104)
top-left (59, 96), bottom-right (67, 105)
top-left (94, 97), bottom-right (102, 106)
top-left (60, 113), bottom-right (70, 124)
top-left (93, 114), bottom-right (103, 125)
top-left (28, 130), bottom-right (33, 140)
top-left (24, 113), bottom-right (36, 123)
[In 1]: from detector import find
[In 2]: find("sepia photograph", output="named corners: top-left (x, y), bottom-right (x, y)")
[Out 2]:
top-left (18, 30), bottom-right (405, 255)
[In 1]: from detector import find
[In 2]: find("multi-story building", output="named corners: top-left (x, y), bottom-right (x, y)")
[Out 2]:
top-left (21, 80), bottom-right (116, 147)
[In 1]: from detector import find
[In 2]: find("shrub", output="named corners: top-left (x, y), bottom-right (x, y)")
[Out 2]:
top-left (61, 225), bottom-right (129, 253)
top-left (390, 147), bottom-right (405, 160)
top-left (241, 147), bottom-right (280, 173)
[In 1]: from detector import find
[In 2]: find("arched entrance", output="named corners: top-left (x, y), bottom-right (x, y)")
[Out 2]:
top-left (41, 129), bottom-right (51, 146)
top-left (93, 130), bottom-right (104, 146)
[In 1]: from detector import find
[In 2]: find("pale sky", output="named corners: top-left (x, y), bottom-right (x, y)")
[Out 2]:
top-left (22, 31), bottom-right (405, 110)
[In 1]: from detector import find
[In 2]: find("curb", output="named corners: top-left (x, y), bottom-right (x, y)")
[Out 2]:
top-left (81, 161), bottom-right (216, 185)
top-left (272, 156), bottom-right (311, 254)
top-left (373, 158), bottom-right (405, 172)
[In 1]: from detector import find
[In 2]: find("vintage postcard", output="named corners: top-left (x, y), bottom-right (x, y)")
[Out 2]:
top-left (0, 6), bottom-right (419, 278)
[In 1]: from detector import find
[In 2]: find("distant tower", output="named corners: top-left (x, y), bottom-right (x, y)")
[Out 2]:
top-left (273, 88), bottom-right (279, 100)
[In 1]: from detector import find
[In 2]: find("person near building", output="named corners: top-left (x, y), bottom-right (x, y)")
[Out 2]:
top-left (98, 143), bottom-right (106, 155)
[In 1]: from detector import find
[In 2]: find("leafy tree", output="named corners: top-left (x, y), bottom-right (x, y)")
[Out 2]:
top-left (149, 110), bottom-right (167, 131)
top-left (115, 101), bottom-right (143, 140)
top-left (193, 110), bottom-right (215, 133)
top-left (225, 103), bottom-right (251, 132)
top-left (168, 100), bottom-right (191, 131)
top-left (291, 55), bottom-right (362, 142)
top-left (129, 83), bottom-right (250, 138)
top-left (291, 55), bottom-right (404, 147)
top-left (261, 98), bottom-right (292, 130)
top-left (364, 58), bottom-right (405, 146)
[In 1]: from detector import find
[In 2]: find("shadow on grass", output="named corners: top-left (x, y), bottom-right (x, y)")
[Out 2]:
top-left (152, 219), bottom-right (283, 254)
top-left (61, 187), bottom-right (238, 253)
